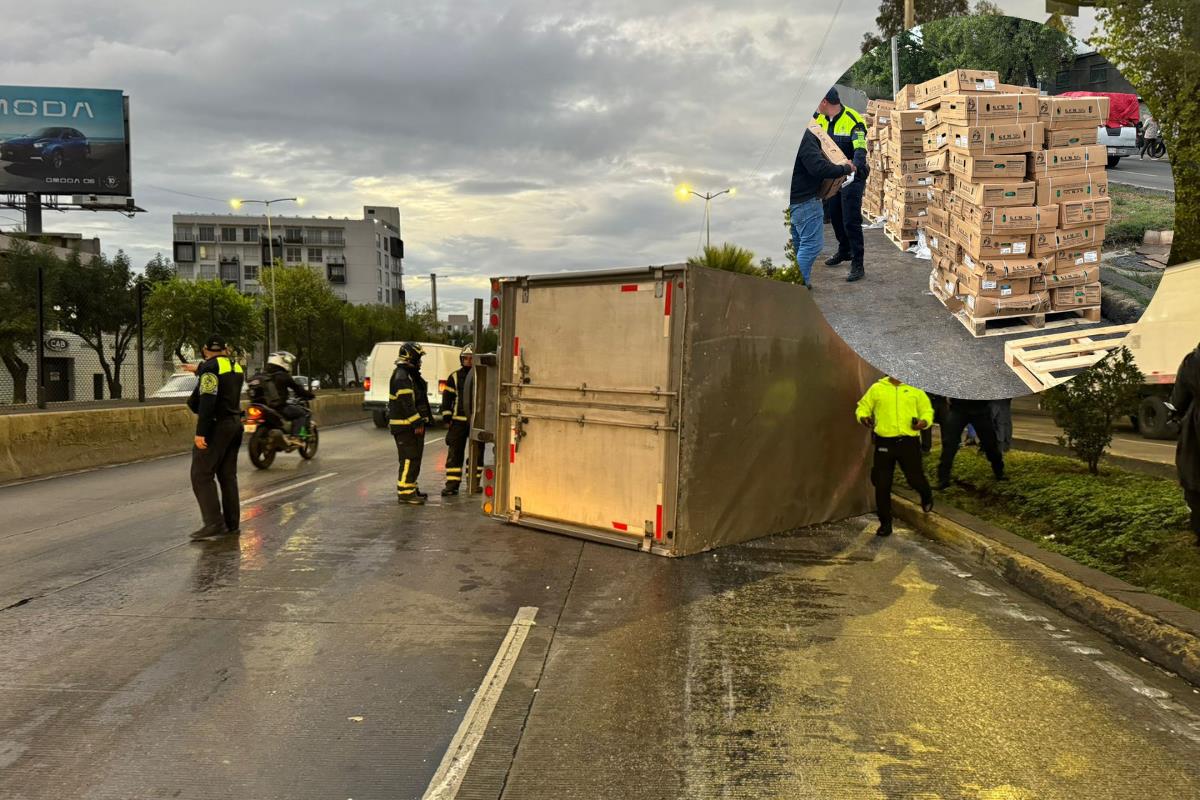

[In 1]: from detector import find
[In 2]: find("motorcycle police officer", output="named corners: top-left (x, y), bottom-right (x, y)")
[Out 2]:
top-left (441, 345), bottom-right (475, 496)
top-left (187, 334), bottom-right (245, 540)
top-left (814, 86), bottom-right (870, 282)
top-left (389, 342), bottom-right (433, 505)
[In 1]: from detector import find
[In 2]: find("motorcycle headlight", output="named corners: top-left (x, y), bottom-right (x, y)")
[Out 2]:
top-left (33, 142), bottom-right (45, 149)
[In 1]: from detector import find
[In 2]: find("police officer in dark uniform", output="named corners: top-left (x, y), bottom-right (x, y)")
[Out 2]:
top-left (187, 334), bottom-right (245, 540)
top-left (937, 397), bottom-right (1007, 489)
top-left (814, 87), bottom-right (870, 282)
top-left (441, 345), bottom-right (475, 496)
top-left (389, 342), bottom-right (433, 505)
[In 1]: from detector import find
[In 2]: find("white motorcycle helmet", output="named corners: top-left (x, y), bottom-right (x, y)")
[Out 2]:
top-left (268, 351), bottom-right (297, 371)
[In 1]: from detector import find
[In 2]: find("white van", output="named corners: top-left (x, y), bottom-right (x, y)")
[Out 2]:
top-left (363, 341), bottom-right (463, 428)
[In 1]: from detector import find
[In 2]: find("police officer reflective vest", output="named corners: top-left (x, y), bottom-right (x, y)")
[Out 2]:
top-left (814, 106), bottom-right (868, 174)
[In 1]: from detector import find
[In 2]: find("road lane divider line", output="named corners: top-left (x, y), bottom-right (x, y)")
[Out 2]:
top-left (242, 472), bottom-right (337, 504)
top-left (422, 606), bottom-right (539, 800)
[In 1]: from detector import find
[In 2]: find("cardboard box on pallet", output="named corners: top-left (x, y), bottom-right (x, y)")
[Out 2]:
top-left (917, 69), bottom-right (1000, 107)
top-left (961, 254), bottom-right (1045, 280)
top-left (997, 83), bottom-right (1039, 96)
top-left (949, 152), bottom-right (1028, 182)
top-left (934, 121), bottom-right (1044, 155)
top-left (1043, 264), bottom-right (1100, 289)
top-left (1027, 145), bottom-right (1108, 179)
top-left (895, 84), bottom-right (920, 110)
top-left (955, 266), bottom-right (1034, 298)
top-left (938, 94), bottom-right (1039, 124)
top-left (1037, 96), bottom-right (1110, 130)
top-left (926, 205), bottom-right (951, 236)
top-left (1051, 283), bottom-right (1101, 309)
top-left (1035, 172), bottom-right (1109, 205)
top-left (1056, 224), bottom-right (1105, 252)
top-left (964, 291), bottom-right (1050, 319)
top-left (1054, 246), bottom-right (1101, 271)
top-left (956, 202), bottom-right (1058, 235)
top-left (950, 216), bottom-right (1032, 259)
top-left (893, 109), bottom-right (932, 131)
top-left (1031, 230), bottom-right (1063, 258)
top-left (1058, 197), bottom-right (1112, 228)
top-left (1045, 127), bottom-right (1099, 149)
top-left (886, 139), bottom-right (925, 161)
top-left (954, 179), bottom-right (1037, 207)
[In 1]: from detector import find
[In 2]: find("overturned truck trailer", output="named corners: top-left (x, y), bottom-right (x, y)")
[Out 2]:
top-left (476, 264), bottom-right (879, 556)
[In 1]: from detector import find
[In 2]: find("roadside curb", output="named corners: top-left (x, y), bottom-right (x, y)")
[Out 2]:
top-left (892, 490), bottom-right (1200, 687)
top-left (1009, 436), bottom-right (1176, 480)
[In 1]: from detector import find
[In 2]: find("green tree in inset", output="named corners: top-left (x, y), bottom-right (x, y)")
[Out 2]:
top-left (1042, 347), bottom-right (1144, 475)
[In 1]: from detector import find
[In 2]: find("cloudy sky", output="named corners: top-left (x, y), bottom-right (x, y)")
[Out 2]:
top-left (1, 0), bottom-right (1096, 315)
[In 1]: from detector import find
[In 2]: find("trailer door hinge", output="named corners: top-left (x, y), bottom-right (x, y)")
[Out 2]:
top-left (519, 277), bottom-right (530, 303)
top-left (653, 267), bottom-right (665, 298)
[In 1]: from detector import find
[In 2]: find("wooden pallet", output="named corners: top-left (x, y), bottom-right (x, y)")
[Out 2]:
top-left (928, 273), bottom-right (1103, 338)
top-left (884, 228), bottom-right (916, 251)
top-left (1004, 324), bottom-right (1135, 391)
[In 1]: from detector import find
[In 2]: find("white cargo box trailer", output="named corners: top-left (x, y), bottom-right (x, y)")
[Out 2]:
top-left (477, 264), bottom-right (879, 556)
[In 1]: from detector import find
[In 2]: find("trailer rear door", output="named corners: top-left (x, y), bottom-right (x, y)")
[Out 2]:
top-left (500, 274), bottom-right (679, 543)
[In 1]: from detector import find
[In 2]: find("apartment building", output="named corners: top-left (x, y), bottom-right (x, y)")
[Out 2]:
top-left (171, 206), bottom-right (405, 305)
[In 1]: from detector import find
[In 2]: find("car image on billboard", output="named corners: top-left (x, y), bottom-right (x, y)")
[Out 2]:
top-left (0, 86), bottom-right (129, 195)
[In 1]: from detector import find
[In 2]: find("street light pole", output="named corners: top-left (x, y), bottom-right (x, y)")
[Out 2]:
top-left (678, 188), bottom-right (734, 250)
top-left (230, 196), bottom-right (301, 350)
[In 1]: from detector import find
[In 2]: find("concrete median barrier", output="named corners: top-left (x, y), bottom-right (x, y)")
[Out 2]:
top-left (0, 392), bottom-right (367, 484)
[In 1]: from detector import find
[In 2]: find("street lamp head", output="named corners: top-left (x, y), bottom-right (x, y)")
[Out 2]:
top-left (728, 187), bottom-right (737, 197)
top-left (675, 184), bottom-right (691, 201)
top-left (295, 196), bottom-right (306, 206)
top-left (229, 198), bottom-right (243, 210)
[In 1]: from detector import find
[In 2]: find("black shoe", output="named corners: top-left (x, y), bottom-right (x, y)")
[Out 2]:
top-left (846, 264), bottom-right (865, 282)
top-left (415, 489), bottom-right (429, 499)
top-left (876, 522), bottom-right (893, 537)
top-left (441, 486), bottom-right (460, 496)
top-left (398, 494), bottom-right (426, 506)
top-left (190, 523), bottom-right (226, 541)
top-left (225, 527), bottom-right (241, 536)
top-left (805, 282), bottom-right (813, 291)
top-left (825, 252), bottom-right (850, 267)
top-left (922, 497), bottom-right (934, 513)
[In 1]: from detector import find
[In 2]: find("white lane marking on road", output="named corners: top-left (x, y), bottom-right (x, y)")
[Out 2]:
top-left (422, 606), bottom-right (539, 800)
top-left (243, 473), bottom-right (337, 504)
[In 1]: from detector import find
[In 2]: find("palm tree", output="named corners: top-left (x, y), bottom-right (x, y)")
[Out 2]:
top-left (686, 243), bottom-right (760, 276)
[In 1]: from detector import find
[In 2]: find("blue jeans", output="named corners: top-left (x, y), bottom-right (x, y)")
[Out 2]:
top-left (789, 198), bottom-right (825, 286)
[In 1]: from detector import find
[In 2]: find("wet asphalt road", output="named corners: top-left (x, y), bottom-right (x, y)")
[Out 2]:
top-left (3, 422), bottom-right (1200, 799)
top-left (1108, 156), bottom-right (1174, 193)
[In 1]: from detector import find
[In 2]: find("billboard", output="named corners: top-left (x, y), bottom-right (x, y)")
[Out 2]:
top-left (0, 86), bottom-right (130, 196)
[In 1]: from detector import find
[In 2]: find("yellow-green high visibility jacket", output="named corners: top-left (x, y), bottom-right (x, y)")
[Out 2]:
top-left (814, 105), bottom-right (868, 173)
top-left (855, 378), bottom-right (933, 438)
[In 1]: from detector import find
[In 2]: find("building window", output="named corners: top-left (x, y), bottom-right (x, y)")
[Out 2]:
top-left (284, 227), bottom-right (303, 243)
top-left (198, 245), bottom-right (210, 260)
top-left (219, 259), bottom-right (240, 282)
top-left (1055, 70), bottom-right (1071, 90)
top-left (244, 263), bottom-right (259, 281)
top-left (198, 226), bottom-right (215, 242)
top-left (377, 251), bottom-right (382, 265)
top-left (327, 263), bottom-right (346, 284)
top-left (328, 229), bottom-right (344, 245)
top-left (1089, 65), bottom-right (1107, 84)
top-left (286, 247), bottom-right (302, 263)
top-left (306, 228), bottom-right (324, 245)
top-left (174, 242), bottom-right (195, 262)
top-left (243, 226), bottom-right (258, 242)
top-left (221, 226), bottom-right (237, 242)
top-left (174, 225), bottom-right (195, 241)
top-left (308, 247), bottom-right (323, 263)
top-left (199, 264), bottom-right (217, 280)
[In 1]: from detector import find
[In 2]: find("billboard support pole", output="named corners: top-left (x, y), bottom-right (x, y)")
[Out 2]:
top-left (35, 265), bottom-right (46, 409)
top-left (24, 194), bottom-right (42, 235)
top-left (136, 281), bottom-right (146, 403)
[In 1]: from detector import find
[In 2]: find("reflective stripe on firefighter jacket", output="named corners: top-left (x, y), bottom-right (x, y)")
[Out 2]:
top-left (441, 366), bottom-right (473, 422)
top-left (387, 365), bottom-right (431, 427)
top-left (855, 377), bottom-right (933, 438)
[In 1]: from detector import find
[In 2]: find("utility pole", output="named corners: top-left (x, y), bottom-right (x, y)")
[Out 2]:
top-left (904, 0), bottom-right (915, 31)
top-left (136, 281), bottom-right (146, 403)
top-left (35, 265), bottom-right (46, 409)
top-left (891, 35), bottom-right (901, 97)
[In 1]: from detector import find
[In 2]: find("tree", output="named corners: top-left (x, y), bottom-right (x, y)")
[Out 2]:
top-left (143, 253), bottom-right (176, 284)
top-left (687, 243), bottom-right (760, 275)
top-left (1041, 347), bottom-right (1144, 474)
top-left (0, 242), bottom-right (57, 404)
top-left (260, 264), bottom-right (347, 382)
top-left (1092, 0), bottom-right (1199, 264)
top-left (144, 277), bottom-right (263, 363)
top-left (861, 0), bottom-right (970, 54)
top-left (51, 249), bottom-right (139, 399)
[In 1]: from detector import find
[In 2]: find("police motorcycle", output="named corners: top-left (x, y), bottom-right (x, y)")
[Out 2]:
top-left (244, 356), bottom-right (320, 469)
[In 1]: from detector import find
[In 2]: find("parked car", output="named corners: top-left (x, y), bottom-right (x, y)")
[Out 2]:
top-left (151, 371), bottom-right (250, 399)
top-left (0, 126), bottom-right (91, 170)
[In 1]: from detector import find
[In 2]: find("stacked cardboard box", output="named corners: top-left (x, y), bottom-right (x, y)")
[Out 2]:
top-left (882, 105), bottom-right (936, 245)
top-left (883, 70), bottom-right (1111, 325)
top-left (863, 99), bottom-right (893, 219)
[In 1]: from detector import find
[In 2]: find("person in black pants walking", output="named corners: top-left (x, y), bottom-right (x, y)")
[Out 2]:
top-left (1170, 342), bottom-right (1200, 545)
top-left (187, 335), bottom-right (245, 540)
top-left (937, 397), bottom-right (1006, 490)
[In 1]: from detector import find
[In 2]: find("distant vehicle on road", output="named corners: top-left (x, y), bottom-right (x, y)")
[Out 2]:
top-left (362, 341), bottom-right (460, 428)
top-left (0, 126), bottom-right (91, 170)
top-left (294, 375), bottom-right (321, 391)
top-left (151, 370), bottom-right (249, 400)
top-left (1058, 91), bottom-right (1140, 169)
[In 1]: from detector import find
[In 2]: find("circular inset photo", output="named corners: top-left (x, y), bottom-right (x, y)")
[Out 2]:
top-left (792, 14), bottom-right (1175, 400)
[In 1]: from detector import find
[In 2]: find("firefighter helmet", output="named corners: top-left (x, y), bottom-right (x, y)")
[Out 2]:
top-left (460, 344), bottom-right (474, 365)
top-left (395, 342), bottom-right (425, 367)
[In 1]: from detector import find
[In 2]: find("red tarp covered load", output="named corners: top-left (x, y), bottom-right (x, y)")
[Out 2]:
top-left (1058, 91), bottom-right (1140, 127)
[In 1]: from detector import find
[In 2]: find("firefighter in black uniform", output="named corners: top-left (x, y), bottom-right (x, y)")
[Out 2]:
top-left (441, 345), bottom-right (475, 496)
top-left (187, 334), bottom-right (245, 540)
top-left (389, 342), bottom-right (432, 505)
top-left (937, 397), bottom-right (1007, 489)
top-left (813, 87), bottom-right (870, 282)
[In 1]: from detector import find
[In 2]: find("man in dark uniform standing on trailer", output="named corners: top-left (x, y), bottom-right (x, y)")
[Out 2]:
top-left (441, 345), bottom-right (475, 496)
top-left (390, 342), bottom-right (433, 505)
top-left (187, 334), bottom-right (245, 540)
top-left (814, 86), bottom-right (870, 282)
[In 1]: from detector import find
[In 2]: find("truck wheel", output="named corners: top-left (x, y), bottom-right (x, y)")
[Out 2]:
top-left (373, 409), bottom-right (388, 429)
top-left (1138, 395), bottom-right (1179, 440)
top-left (1107, 155), bottom-right (1121, 169)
